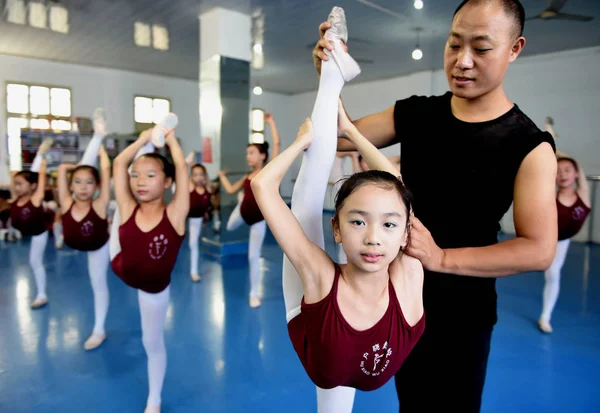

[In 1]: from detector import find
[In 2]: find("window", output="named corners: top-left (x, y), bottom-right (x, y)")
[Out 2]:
top-left (134, 22), bottom-right (169, 51)
top-left (134, 96), bottom-right (171, 132)
top-left (5, 83), bottom-right (72, 132)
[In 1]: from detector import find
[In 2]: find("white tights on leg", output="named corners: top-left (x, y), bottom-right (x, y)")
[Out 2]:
top-left (541, 239), bottom-right (570, 323)
top-left (139, 286), bottom-right (170, 408)
top-left (87, 242), bottom-right (110, 335)
top-left (30, 232), bottom-right (49, 300)
top-left (189, 217), bottom-right (203, 276)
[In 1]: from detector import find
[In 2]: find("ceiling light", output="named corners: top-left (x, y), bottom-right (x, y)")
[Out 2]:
top-left (414, 0), bottom-right (424, 10)
top-left (253, 43), bottom-right (263, 53)
top-left (412, 48), bottom-right (423, 60)
top-left (253, 85), bottom-right (263, 96)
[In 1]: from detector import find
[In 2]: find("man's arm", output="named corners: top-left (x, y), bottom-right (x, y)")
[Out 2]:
top-left (337, 104), bottom-right (397, 151)
top-left (439, 143), bottom-right (557, 277)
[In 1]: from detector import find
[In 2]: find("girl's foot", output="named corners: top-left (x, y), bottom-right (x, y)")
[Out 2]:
top-left (31, 297), bottom-right (48, 309)
top-left (324, 7), bottom-right (361, 82)
top-left (538, 319), bottom-right (553, 334)
top-left (190, 273), bottom-right (201, 282)
top-left (151, 113), bottom-right (178, 148)
top-left (84, 333), bottom-right (106, 350)
top-left (249, 296), bottom-right (261, 308)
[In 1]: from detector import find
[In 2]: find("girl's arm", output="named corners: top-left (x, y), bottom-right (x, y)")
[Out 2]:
top-left (57, 163), bottom-right (76, 213)
top-left (351, 152), bottom-right (362, 173)
top-left (265, 114), bottom-right (281, 159)
top-left (338, 100), bottom-right (403, 181)
top-left (112, 130), bottom-right (152, 224)
top-left (166, 131), bottom-right (190, 235)
top-left (251, 119), bottom-right (334, 298)
top-left (30, 161), bottom-right (47, 207)
top-left (217, 171), bottom-right (246, 194)
top-left (9, 171), bottom-right (18, 201)
top-left (93, 145), bottom-right (111, 217)
top-left (576, 162), bottom-right (591, 208)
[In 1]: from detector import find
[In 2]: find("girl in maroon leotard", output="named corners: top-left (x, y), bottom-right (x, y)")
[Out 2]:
top-left (217, 113), bottom-right (281, 308)
top-left (252, 93), bottom-right (425, 398)
top-left (538, 155), bottom-right (591, 333)
top-left (109, 119), bottom-right (189, 413)
top-left (186, 160), bottom-right (212, 282)
top-left (57, 112), bottom-right (112, 350)
top-left (9, 138), bottom-right (54, 309)
top-left (538, 120), bottom-right (592, 334)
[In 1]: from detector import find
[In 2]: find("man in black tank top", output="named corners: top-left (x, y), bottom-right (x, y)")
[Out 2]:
top-left (313, 1), bottom-right (557, 412)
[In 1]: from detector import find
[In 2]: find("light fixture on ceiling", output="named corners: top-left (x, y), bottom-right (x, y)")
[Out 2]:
top-left (253, 43), bottom-right (263, 54)
top-left (412, 27), bottom-right (423, 60)
top-left (253, 85), bottom-right (263, 96)
top-left (5, 0), bottom-right (26, 25)
top-left (414, 0), bottom-right (424, 10)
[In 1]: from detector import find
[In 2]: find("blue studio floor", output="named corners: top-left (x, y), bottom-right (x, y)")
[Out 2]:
top-left (0, 218), bottom-right (599, 413)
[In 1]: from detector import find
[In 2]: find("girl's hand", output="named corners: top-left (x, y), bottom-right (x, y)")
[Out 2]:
top-left (295, 118), bottom-right (314, 151)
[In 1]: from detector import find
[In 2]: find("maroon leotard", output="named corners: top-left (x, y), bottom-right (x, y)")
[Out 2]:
top-left (557, 195), bottom-right (591, 241)
top-left (10, 198), bottom-right (47, 236)
top-left (287, 264), bottom-right (425, 391)
top-left (189, 187), bottom-right (211, 218)
top-left (240, 178), bottom-right (264, 226)
top-left (62, 203), bottom-right (109, 251)
top-left (111, 205), bottom-right (184, 294)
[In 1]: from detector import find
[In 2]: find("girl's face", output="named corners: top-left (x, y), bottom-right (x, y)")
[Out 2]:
top-left (556, 160), bottom-right (577, 189)
top-left (130, 157), bottom-right (171, 202)
top-left (192, 167), bottom-right (208, 187)
top-left (14, 175), bottom-right (35, 197)
top-left (71, 169), bottom-right (98, 202)
top-left (246, 146), bottom-right (266, 168)
top-left (332, 184), bottom-right (409, 273)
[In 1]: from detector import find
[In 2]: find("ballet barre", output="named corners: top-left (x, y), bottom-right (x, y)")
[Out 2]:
top-left (587, 175), bottom-right (600, 244)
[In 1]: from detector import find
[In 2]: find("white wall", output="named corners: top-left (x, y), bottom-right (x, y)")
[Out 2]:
top-left (0, 54), bottom-right (200, 184)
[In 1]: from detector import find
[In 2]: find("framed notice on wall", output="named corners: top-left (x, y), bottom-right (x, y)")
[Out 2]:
top-left (202, 136), bottom-right (213, 163)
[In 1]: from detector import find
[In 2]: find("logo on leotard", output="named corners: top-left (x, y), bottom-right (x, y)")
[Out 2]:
top-left (149, 234), bottom-right (169, 259)
top-left (81, 220), bottom-right (94, 237)
top-left (360, 341), bottom-right (393, 377)
top-left (572, 206), bottom-right (586, 221)
top-left (21, 207), bottom-right (31, 220)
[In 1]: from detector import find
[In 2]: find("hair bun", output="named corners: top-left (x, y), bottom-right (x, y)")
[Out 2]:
top-left (261, 141), bottom-right (270, 150)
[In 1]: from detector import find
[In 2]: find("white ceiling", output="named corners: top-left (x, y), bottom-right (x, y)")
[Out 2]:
top-left (0, 0), bottom-right (599, 94)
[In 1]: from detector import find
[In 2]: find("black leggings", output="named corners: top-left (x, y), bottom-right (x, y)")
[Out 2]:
top-left (395, 325), bottom-right (493, 413)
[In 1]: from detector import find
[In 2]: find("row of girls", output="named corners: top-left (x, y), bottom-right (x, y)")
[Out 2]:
top-left (5, 109), bottom-right (280, 413)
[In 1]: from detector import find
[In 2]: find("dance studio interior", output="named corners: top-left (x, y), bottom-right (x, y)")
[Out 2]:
top-left (0, 0), bottom-right (598, 412)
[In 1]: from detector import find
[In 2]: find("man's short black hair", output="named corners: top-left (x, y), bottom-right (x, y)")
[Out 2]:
top-left (454, 0), bottom-right (525, 38)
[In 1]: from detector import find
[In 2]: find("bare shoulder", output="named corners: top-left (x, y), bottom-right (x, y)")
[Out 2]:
top-left (390, 254), bottom-right (424, 327)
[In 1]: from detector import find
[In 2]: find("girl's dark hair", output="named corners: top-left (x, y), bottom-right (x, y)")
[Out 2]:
top-left (191, 163), bottom-right (207, 175)
top-left (334, 170), bottom-right (413, 251)
top-left (138, 153), bottom-right (175, 180)
top-left (15, 170), bottom-right (39, 185)
top-left (70, 165), bottom-right (100, 184)
top-left (557, 157), bottom-right (579, 172)
top-left (248, 141), bottom-right (270, 164)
